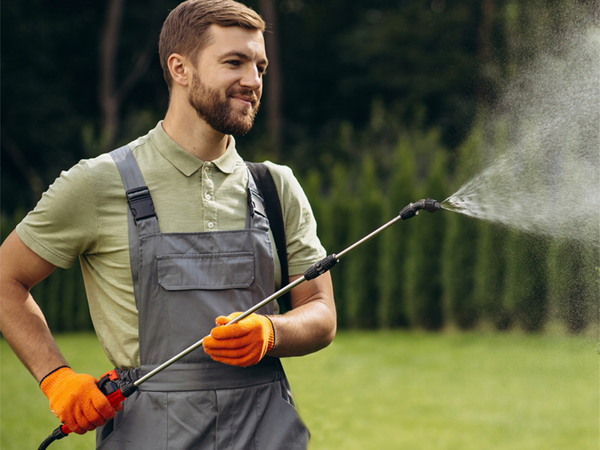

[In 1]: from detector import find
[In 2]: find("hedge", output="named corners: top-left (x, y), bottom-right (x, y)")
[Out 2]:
top-left (2, 123), bottom-right (597, 335)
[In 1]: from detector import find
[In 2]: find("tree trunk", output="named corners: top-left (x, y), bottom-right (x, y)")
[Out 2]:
top-left (477, 0), bottom-right (495, 108)
top-left (1, 130), bottom-right (45, 201)
top-left (259, 0), bottom-right (283, 160)
top-left (99, 0), bottom-right (125, 152)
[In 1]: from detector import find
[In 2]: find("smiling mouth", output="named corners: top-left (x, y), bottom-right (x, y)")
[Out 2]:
top-left (231, 96), bottom-right (256, 108)
top-left (233, 97), bottom-right (252, 106)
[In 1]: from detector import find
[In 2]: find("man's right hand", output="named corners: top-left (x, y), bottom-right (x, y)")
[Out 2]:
top-left (40, 367), bottom-right (118, 434)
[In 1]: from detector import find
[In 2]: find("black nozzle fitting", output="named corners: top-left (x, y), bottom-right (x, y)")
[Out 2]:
top-left (399, 198), bottom-right (441, 220)
top-left (421, 198), bottom-right (442, 213)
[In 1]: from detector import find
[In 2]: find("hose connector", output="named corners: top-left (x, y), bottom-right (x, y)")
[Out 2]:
top-left (399, 198), bottom-right (441, 220)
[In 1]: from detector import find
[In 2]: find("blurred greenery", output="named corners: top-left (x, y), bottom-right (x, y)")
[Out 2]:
top-left (6, 0), bottom-right (589, 210)
top-left (2, 332), bottom-right (598, 449)
top-left (286, 330), bottom-right (599, 450)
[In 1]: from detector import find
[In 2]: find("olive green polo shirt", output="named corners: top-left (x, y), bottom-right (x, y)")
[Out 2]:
top-left (17, 122), bottom-right (326, 368)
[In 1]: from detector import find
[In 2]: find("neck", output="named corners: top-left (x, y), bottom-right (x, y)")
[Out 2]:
top-left (162, 100), bottom-right (229, 161)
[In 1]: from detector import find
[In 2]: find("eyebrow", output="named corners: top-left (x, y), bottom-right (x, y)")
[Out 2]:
top-left (220, 50), bottom-right (268, 66)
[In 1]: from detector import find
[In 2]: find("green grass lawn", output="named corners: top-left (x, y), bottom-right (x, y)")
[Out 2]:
top-left (2, 331), bottom-right (598, 449)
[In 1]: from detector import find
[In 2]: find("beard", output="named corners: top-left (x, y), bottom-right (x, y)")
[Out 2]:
top-left (188, 73), bottom-right (260, 135)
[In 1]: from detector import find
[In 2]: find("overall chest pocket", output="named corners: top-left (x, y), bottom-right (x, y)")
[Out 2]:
top-left (157, 252), bottom-right (255, 291)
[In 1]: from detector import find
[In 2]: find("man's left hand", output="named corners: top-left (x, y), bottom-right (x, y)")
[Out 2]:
top-left (203, 313), bottom-right (275, 367)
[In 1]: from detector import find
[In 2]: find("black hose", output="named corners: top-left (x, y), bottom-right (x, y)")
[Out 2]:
top-left (38, 426), bottom-right (68, 450)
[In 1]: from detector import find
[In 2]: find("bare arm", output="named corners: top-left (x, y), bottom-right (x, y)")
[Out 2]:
top-left (267, 272), bottom-right (336, 357)
top-left (0, 230), bottom-right (68, 382)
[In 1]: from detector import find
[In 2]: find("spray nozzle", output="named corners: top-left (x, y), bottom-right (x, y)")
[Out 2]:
top-left (399, 198), bottom-right (441, 220)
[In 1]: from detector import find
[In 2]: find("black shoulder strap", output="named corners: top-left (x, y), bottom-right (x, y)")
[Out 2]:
top-left (246, 162), bottom-right (291, 313)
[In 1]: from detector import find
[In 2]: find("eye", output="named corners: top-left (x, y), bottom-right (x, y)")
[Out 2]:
top-left (258, 66), bottom-right (267, 76)
top-left (226, 60), bottom-right (241, 67)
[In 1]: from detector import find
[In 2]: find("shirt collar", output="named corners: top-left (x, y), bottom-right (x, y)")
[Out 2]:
top-left (149, 121), bottom-right (239, 176)
top-left (211, 136), bottom-right (238, 174)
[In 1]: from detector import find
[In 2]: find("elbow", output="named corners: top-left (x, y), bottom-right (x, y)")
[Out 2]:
top-left (322, 328), bottom-right (336, 350)
top-left (319, 313), bottom-right (337, 350)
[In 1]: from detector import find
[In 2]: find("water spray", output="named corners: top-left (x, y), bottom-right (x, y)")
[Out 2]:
top-left (435, 24), bottom-right (600, 246)
top-left (440, 197), bottom-right (466, 214)
top-left (38, 198), bottom-right (442, 450)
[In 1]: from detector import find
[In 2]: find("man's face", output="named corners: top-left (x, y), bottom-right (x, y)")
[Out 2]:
top-left (188, 25), bottom-right (267, 135)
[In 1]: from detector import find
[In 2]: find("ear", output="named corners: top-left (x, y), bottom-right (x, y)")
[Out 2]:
top-left (167, 53), bottom-right (191, 87)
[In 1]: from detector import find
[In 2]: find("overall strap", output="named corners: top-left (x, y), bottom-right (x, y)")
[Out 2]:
top-left (109, 145), bottom-right (159, 233)
top-left (246, 162), bottom-right (291, 313)
top-left (245, 168), bottom-right (268, 229)
top-left (110, 146), bottom-right (160, 299)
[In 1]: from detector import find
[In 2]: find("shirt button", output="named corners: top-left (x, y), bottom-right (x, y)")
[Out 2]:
top-left (207, 222), bottom-right (215, 229)
top-left (205, 193), bottom-right (212, 200)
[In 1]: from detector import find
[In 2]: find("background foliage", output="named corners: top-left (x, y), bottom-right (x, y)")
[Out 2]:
top-left (2, 0), bottom-right (599, 334)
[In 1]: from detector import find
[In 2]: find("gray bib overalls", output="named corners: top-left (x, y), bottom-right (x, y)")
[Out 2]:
top-left (96, 146), bottom-right (309, 449)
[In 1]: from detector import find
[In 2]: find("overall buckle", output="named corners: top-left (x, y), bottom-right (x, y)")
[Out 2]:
top-left (126, 187), bottom-right (156, 223)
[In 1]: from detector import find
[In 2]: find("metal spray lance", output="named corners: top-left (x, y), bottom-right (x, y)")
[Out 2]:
top-left (38, 198), bottom-right (442, 450)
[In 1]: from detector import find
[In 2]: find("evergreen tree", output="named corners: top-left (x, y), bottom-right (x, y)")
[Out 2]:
top-left (74, 259), bottom-right (94, 331)
top-left (469, 117), bottom-right (512, 330)
top-left (547, 239), bottom-right (599, 334)
top-left (42, 269), bottom-right (64, 333)
top-left (501, 229), bottom-right (520, 329)
top-left (404, 150), bottom-right (447, 330)
top-left (345, 157), bottom-right (384, 328)
top-left (503, 231), bottom-right (549, 332)
top-left (300, 170), bottom-right (326, 242)
top-left (441, 124), bottom-right (484, 330)
top-left (377, 138), bottom-right (417, 328)
top-left (61, 266), bottom-right (77, 332)
top-left (474, 222), bottom-right (510, 330)
top-left (322, 164), bottom-right (354, 329)
top-left (442, 213), bottom-right (479, 329)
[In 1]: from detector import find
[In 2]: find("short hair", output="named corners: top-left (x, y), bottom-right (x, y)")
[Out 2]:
top-left (159, 0), bottom-right (266, 89)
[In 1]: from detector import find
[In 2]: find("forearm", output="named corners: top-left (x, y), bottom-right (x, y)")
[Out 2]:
top-left (267, 273), bottom-right (336, 358)
top-left (267, 301), bottom-right (336, 357)
top-left (1, 243), bottom-right (117, 434)
top-left (0, 230), bottom-right (66, 382)
top-left (0, 285), bottom-right (68, 382)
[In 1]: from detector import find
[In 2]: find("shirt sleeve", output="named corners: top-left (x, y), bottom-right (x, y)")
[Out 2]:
top-left (16, 160), bottom-right (98, 269)
top-left (263, 161), bottom-right (327, 276)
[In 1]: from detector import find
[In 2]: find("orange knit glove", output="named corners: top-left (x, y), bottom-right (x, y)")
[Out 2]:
top-left (40, 367), bottom-right (118, 434)
top-left (203, 312), bottom-right (275, 367)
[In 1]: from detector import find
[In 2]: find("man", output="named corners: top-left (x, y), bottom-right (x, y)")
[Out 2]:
top-left (0, 1), bottom-right (336, 448)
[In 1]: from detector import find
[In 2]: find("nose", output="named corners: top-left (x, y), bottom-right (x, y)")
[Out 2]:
top-left (239, 65), bottom-right (262, 91)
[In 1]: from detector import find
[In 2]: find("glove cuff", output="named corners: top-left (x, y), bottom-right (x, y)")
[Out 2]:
top-left (40, 366), bottom-right (74, 396)
top-left (265, 316), bottom-right (275, 351)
